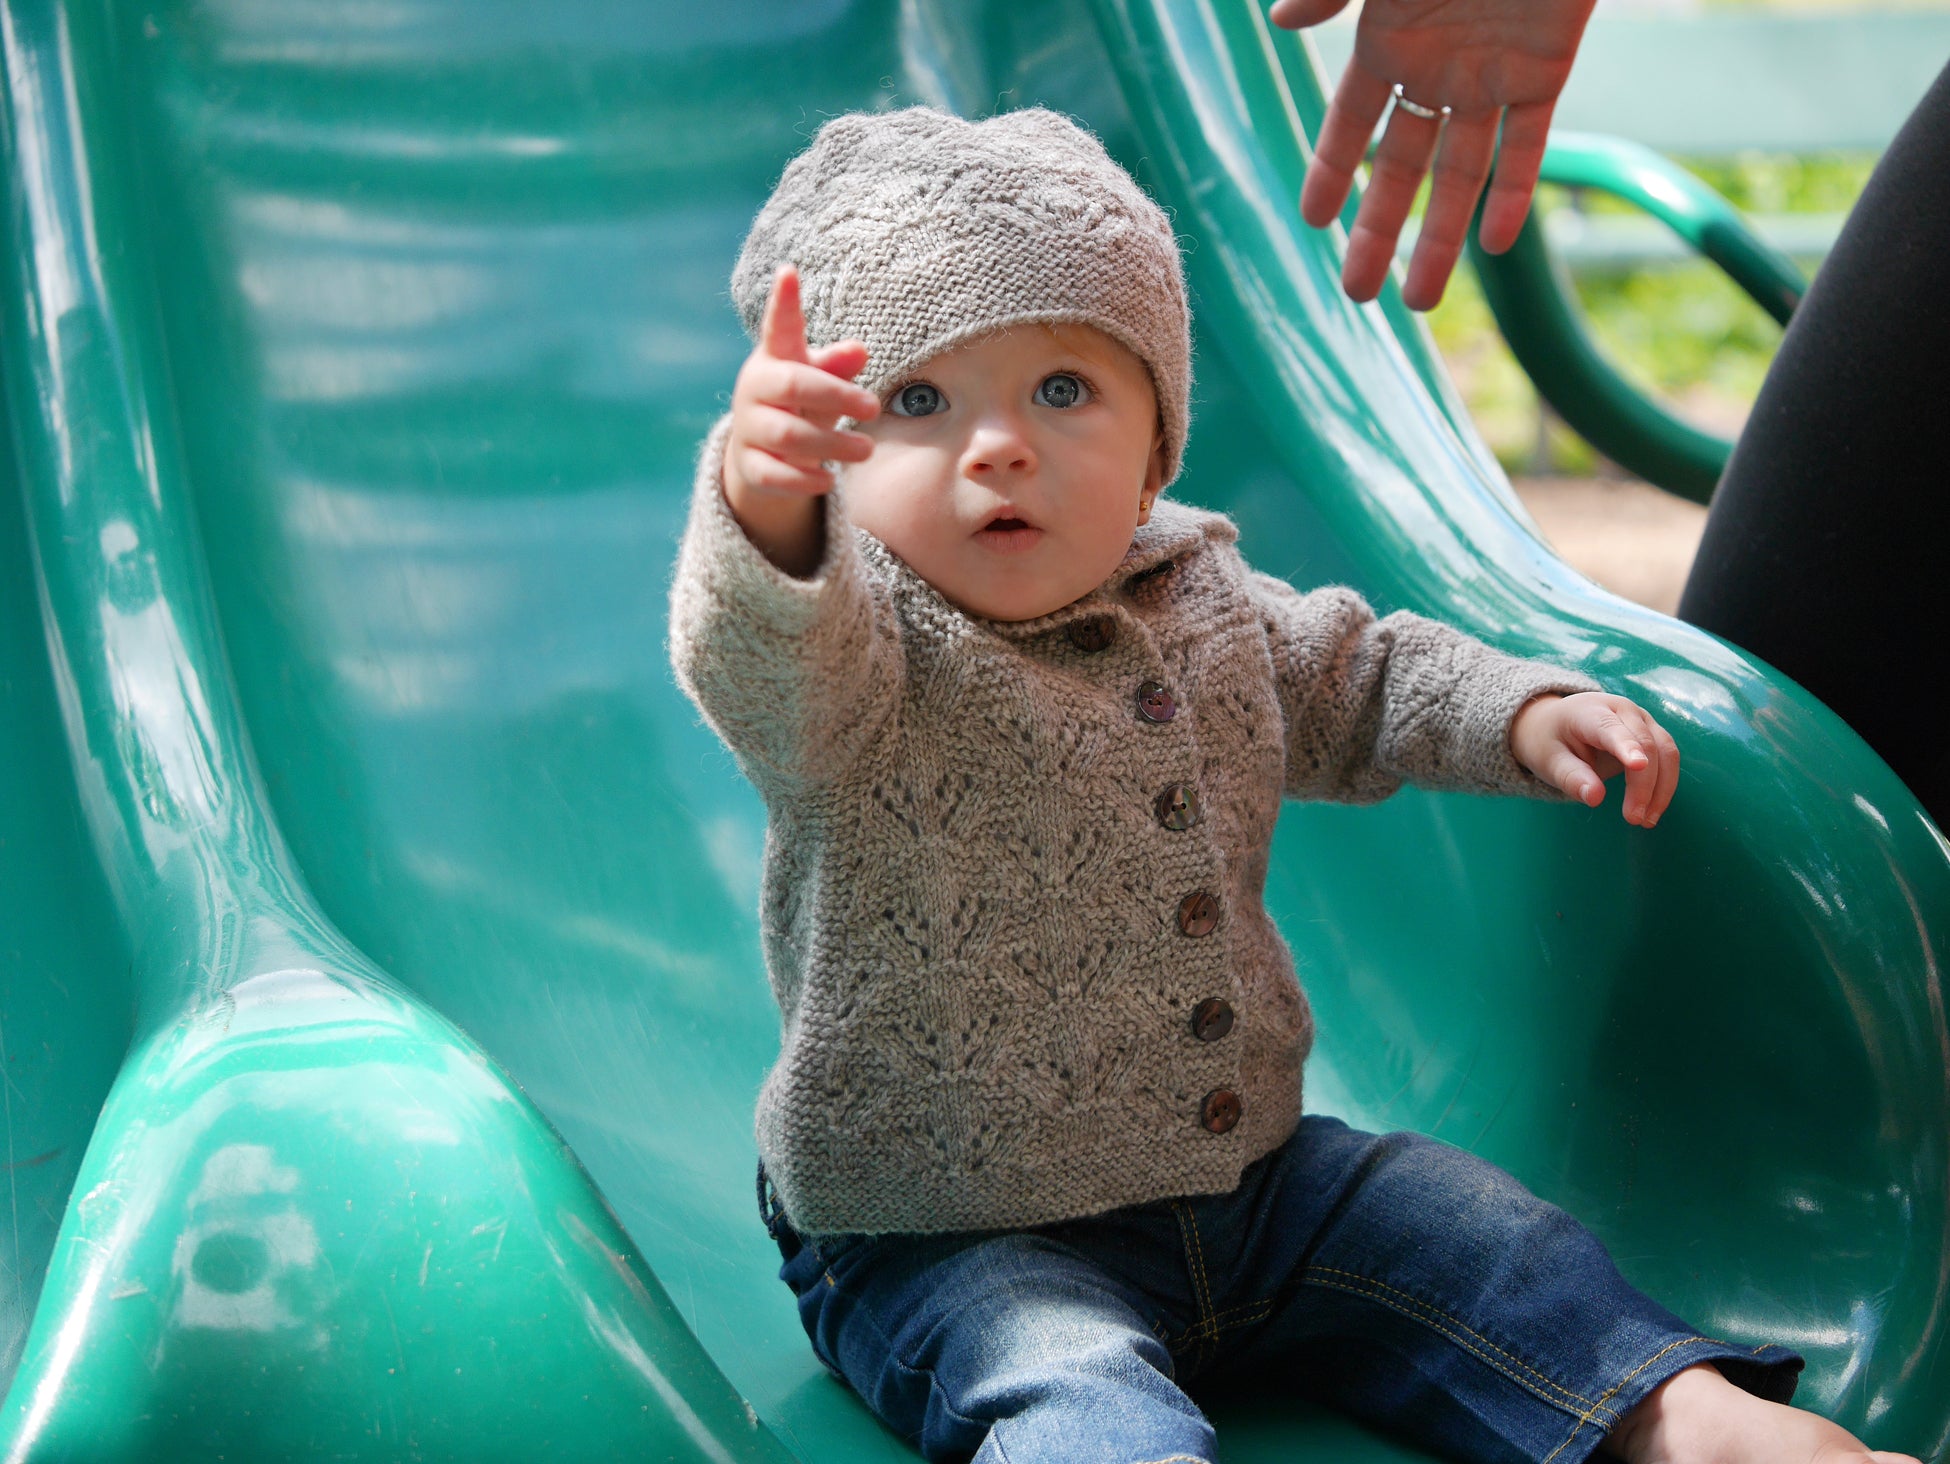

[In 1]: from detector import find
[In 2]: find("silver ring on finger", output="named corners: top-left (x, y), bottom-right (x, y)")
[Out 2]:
top-left (1390, 83), bottom-right (1451, 122)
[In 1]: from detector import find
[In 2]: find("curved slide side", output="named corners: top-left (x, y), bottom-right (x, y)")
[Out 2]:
top-left (0, 0), bottom-right (792, 1458)
top-left (0, 1), bottom-right (1946, 1461)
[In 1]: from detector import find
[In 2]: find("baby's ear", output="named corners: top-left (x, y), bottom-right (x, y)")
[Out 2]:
top-left (1145, 430), bottom-right (1168, 492)
top-left (1136, 439), bottom-right (1167, 526)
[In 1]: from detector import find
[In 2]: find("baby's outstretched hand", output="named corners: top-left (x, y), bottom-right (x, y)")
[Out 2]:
top-left (1510, 692), bottom-right (1679, 826)
top-left (726, 263), bottom-right (880, 503)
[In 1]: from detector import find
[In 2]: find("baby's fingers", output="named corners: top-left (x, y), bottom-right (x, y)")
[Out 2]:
top-left (1643, 721), bottom-right (1681, 826)
top-left (1588, 708), bottom-right (1660, 825)
top-left (743, 403), bottom-right (874, 468)
top-left (1583, 705), bottom-right (1651, 778)
top-left (732, 444), bottom-right (834, 498)
top-left (743, 356), bottom-right (880, 427)
top-left (759, 264), bottom-right (812, 365)
top-left (809, 339), bottom-right (873, 392)
top-left (1588, 706), bottom-right (1678, 826)
top-left (1538, 746), bottom-right (1605, 808)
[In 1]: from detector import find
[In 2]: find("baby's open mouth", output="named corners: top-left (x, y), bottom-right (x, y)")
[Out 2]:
top-left (976, 512), bottom-right (1044, 552)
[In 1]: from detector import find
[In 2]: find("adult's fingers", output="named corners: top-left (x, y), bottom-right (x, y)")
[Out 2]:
top-left (758, 263), bottom-right (813, 364)
top-left (744, 403), bottom-right (874, 467)
top-left (1477, 100), bottom-right (1557, 255)
top-left (1342, 95), bottom-right (1445, 302)
top-left (1268, 0), bottom-right (1352, 29)
top-left (1301, 63), bottom-right (1393, 228)
top-left (743, 357), bottom-right (880, 426)
top-left (1401, 110), bottom-right (1499, 310)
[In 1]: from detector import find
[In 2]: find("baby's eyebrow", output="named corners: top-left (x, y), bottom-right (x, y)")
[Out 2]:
top-left (1036, 348), bottom-right (1111, 377)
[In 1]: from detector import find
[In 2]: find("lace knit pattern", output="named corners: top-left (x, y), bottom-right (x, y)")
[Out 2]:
top-left (668, 418), bottom-right (1599, 1235)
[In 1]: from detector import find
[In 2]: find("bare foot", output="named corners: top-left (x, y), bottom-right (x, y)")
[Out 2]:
top-left (1603, 1363), bottom-right (1921, 1464)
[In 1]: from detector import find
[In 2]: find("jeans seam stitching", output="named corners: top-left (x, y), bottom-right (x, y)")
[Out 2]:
top-left (1165, 1299), bottom-right (1273, 1348)
top-left (1302, 1268), bottom-right (1611, 1419)
top-left (1203, 1296), bottom-right (1273, 1326)
top-left (1539, 1335), bottom-right (1723, 1464)
top-left (1148, 1314), bottom-right (1179, 1383)
top-left (1304, 1264), bottom-right (1603, 1411)
top-left (1170, 1201), bottom-right (1218, 1372)
top-left (1162, 1208), bottom-right (1209, 1325)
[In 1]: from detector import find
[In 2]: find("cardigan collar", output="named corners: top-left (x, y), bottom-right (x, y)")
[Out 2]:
top-left (856, 499), bottom-right (1237, 642)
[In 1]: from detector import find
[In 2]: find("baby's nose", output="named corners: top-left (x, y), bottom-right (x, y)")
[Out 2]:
top-left (964, 423), bottom-right (1035, 474)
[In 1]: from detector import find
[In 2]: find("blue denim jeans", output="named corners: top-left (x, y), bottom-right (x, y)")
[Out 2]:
top-left (759, 1116), bottom-right (1802, 1464)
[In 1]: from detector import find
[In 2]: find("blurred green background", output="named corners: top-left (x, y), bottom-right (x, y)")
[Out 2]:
top-left (1308, 0), bottom-right (1946, 476)
top-left (1429, 152), bottom-right (1875, 475)
top-left (1307, 0), bottom-right (1948, 613)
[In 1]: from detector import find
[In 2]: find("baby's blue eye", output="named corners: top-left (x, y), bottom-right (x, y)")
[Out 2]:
top-left (890, 382), bottom-right (945, 417)
top-left (1036, 373), bottom-right (1090, 409)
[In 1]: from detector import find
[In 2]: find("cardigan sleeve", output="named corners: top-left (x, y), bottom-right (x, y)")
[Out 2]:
top-left (667, 413), bottom-right (904, 799)
top-left (1242, 564), bottom-right (1601, 804)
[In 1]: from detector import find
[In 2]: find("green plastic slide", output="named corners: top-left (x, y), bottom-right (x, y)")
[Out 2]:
top-left (3, 2), bottom-right (1946, 1459)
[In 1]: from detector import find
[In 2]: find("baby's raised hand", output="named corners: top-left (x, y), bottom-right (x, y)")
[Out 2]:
top-left (1510, 692), bottom-right (1679, 826)
top-left (721, 264), bottom-right (881, 575)
top-left (726, 264), bottom-right (880, 501)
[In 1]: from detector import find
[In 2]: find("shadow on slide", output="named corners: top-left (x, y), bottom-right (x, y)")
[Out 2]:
top-left (2, 2), bottom-right (1946, 1458)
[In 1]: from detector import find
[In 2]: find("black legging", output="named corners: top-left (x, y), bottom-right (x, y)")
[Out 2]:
top-left (1678, 59), bottom-right (1950, 826)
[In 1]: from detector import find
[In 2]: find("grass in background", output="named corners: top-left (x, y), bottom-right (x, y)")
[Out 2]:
top-left (1426, 151), bottom-right (1877, 474)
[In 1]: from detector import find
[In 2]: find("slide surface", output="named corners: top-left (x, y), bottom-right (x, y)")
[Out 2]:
top-left (3, 2), bottom-right (1946, 1459)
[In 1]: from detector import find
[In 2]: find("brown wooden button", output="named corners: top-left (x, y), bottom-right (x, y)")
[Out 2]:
top-left (1154, 783), bottom-right (1200, 831)
top-left (1190, 998), bottom-right (1234, 1042)
top-left (1177, 891), bottom-right (1221, 937)
top-left (1136, 681), bottom-right (1177, 723)
top-left (1068, 617), bottom-right (1116, 653)
top-left (1200, 1089), bottom-right (1242, 1134)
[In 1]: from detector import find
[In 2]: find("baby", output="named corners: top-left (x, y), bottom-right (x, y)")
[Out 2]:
top-left (669, 107), bottom-right (1915, 1464)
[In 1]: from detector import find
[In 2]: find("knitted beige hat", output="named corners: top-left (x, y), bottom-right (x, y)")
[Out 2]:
top-left (731, 106), bottom-right (1193, 484)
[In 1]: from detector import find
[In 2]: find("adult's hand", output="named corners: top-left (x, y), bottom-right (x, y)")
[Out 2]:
top-left (1270, 0), bottom-right (1596, 309)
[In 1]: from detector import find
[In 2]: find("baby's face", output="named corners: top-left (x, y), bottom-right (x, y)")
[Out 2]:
top-left (841, 322), bottom-right (1168, 622)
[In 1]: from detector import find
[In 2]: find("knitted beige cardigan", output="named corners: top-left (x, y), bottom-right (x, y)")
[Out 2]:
top-left (669, 419), bottom-right (1598, 1235)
